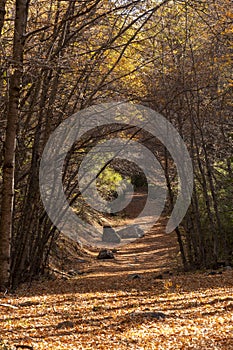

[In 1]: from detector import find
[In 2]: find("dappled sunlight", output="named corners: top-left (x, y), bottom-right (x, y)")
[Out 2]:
top-left (0, 271), bottom-right (232, 349)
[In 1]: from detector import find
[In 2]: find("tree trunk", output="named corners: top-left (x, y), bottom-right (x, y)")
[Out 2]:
top-left (0, 0), bottom-right (29, 290)
top-left (0, 0), bottom-right (6, 35)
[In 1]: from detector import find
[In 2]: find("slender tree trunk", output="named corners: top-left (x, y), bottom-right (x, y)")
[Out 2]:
top-left (0, 0), bottom-right (6, 35)
top-left (0, 0), bottom-right (29, 290)
top-left (163, 147), bottom-right (188, 269)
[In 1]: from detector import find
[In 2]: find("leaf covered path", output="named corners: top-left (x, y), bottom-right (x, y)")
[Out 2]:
top-left (0, 218), bottom-right (233, 349)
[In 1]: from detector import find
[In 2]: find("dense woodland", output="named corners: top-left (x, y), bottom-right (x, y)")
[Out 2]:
top-left (0, 0), bottom-right (232, 290)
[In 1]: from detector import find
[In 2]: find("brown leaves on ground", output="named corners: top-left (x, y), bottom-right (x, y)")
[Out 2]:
top-left (0, 217), bottom-right (232, 349)
top-left (0, 270), bottom-right (233, 350)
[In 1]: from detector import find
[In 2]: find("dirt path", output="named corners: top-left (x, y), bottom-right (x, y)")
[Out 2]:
top-left (85, 217), bottom-right (179, 278)
top-left (84, 192), bottom-right (179, 279)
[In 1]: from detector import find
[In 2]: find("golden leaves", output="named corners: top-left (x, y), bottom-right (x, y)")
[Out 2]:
top-left (0, 270), bottom-right (233, 349)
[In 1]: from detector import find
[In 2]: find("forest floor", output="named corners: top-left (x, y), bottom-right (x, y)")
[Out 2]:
top-left (0, 193), bottom-right (233, 349)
